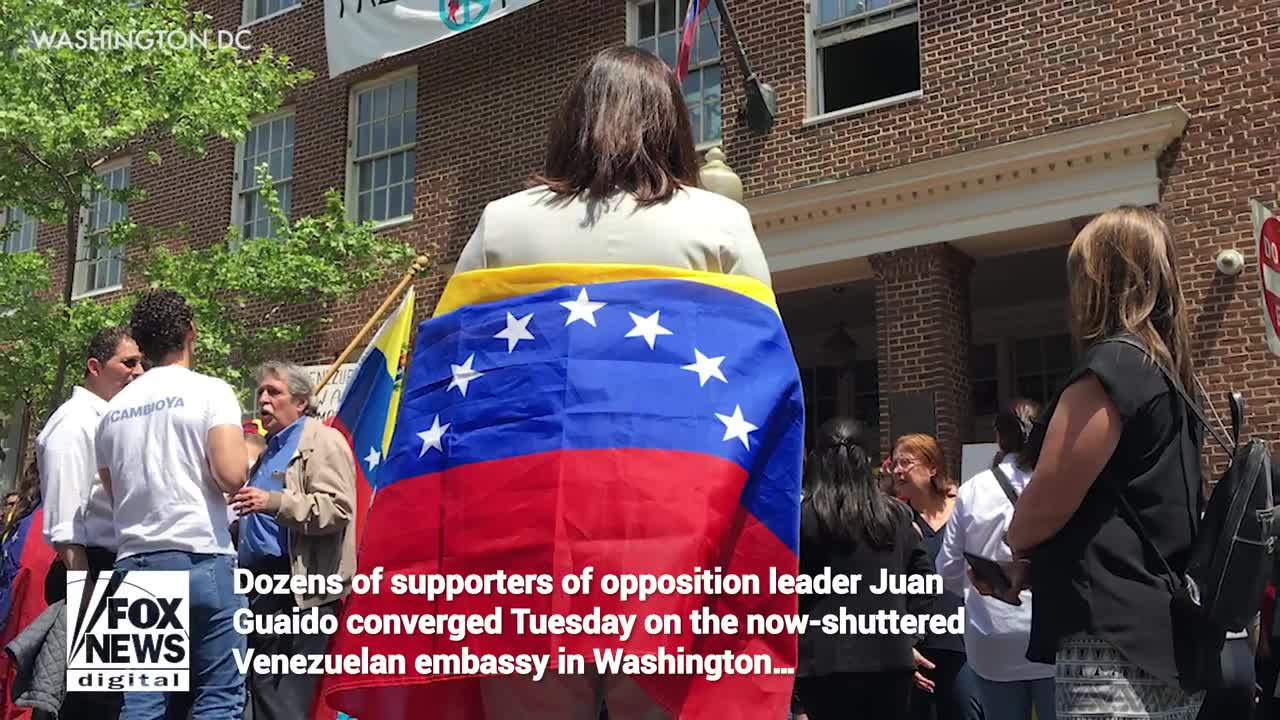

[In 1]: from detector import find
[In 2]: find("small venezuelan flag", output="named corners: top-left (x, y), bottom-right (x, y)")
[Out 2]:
top-left (675, 0), bottom-right (707, 82)
top-left (330, 286), bottom-right (416, 550)
top-left (320, 264), bottom-right (804, 720)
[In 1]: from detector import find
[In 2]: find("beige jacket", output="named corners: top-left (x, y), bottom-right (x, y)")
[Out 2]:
top-left (262, 417), bottom-right (357, 609)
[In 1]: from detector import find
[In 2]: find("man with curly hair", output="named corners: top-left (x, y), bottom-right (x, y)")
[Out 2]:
top-left (96, 289), bottom-right (249, 720)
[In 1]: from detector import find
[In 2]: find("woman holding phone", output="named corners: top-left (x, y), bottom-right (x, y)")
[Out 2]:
top-left (937, 399), bottom-right (1055, 720)
top-left (979, 206), bottom-right (1205, 719)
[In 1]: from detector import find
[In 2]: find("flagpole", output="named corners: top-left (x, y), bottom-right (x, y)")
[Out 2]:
top-left (314, 254), bottom-right (431, 394)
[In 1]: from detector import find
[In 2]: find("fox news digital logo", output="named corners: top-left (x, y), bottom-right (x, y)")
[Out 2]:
top-left (66, 571), bottom-right (190, 692)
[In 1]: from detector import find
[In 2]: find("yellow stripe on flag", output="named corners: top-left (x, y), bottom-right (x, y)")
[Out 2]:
top-left (434, 264), bottom-right (779, 318)
top-left (374, 286), bottom-right (415, 455)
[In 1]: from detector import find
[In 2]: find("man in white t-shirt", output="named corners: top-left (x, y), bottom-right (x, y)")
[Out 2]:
top-left (39, 326), bottom-right (142, 583)
top-left (96, 289), bottom-right (248, 720)
top-left (37, 326), bottom-right (143, 720)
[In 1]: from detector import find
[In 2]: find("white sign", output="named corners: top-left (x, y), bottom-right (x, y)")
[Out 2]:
top-left (325, 0), bottom-right (548, 78)
top-left (303, 363), bottom-right (358, 420)
top-left (66, 571), bottom-right (190, 692)
top-left (960, 443), bottom-right (1000, 486)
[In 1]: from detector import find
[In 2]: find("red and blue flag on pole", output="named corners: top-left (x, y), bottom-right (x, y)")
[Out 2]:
top-left (675, 0), bottom-right (707, 82)
top-left (0, 506), bottom-right (52, 720)
top-left (319, 264), bottom-right (804, 719)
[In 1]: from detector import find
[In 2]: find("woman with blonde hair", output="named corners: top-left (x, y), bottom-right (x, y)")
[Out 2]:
top-left (892, 434), bottom-right (976, 720)
top-left (987, 206), bottom-right (1205, 718)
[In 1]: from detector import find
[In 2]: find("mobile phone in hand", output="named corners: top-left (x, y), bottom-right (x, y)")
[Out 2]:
top-left (964, 552), bottom-right (1013, 596)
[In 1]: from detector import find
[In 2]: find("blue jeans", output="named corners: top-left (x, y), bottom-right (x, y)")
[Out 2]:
top-left (974, 675), bottom-right (1055, 720)
top-left (114, 551), bottom-right (247, 720)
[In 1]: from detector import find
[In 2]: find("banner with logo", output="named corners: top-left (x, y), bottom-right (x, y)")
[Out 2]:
top-left (325, 0), bottom-right (547, 78)
top-left (1251, 199), bottom-right (1280, 359)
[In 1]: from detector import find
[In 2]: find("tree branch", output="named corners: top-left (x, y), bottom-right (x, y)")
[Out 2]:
top-left (13, 142), bottom-right (76, 200)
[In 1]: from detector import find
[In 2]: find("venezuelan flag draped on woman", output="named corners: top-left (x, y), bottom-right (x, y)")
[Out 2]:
top-left (318, 262), bottom-right (804, 719)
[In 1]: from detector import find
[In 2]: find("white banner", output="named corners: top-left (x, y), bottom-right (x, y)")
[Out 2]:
top-left (302, 363), bottom-right (359, 419)
top-left (325, 0), bottom-right (547, 78)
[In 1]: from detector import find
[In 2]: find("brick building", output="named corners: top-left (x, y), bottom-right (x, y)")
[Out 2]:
top-left (3, 0), bottom-right (1278, 487)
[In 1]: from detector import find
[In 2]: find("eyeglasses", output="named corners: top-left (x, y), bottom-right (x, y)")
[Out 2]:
top-left (892, 456), bottom-right (920, 472)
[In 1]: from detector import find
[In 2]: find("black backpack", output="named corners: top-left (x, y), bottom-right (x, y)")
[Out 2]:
top-left (1104, 338), bottom-right (1276, 690)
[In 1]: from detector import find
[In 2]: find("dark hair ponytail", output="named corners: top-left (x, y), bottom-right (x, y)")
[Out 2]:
top-left (806, 417), bottom-right (902, 549)
top-left (994, 398), bottom-right (1042, 470)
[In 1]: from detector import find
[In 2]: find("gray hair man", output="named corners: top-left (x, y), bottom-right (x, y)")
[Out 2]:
top-left (231, 361), bottom-right (356, 720)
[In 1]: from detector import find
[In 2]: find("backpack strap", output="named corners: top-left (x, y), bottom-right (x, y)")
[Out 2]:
top-left (1114, 492), bottom-right (1185, 593)
top-left (1098, 337), bottom-right (1235, 456)
top-left (991, 463), bottom-right (1019, 506)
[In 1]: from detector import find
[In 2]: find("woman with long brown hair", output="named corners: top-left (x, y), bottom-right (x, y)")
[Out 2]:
top-left (454, 45), bottom-right (769, 285)
top-left (990, 207), bottom-right (1205, 718)
top-left (452, 45), bottom-right (774, 719)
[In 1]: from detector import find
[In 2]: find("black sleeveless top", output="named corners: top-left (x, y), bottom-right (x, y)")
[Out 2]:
top-left (1025, 337), bottom-right (1203, 687)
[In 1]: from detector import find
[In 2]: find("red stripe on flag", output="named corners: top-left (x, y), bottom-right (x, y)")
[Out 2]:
top-left (0, 509), bottom-right (53, 720)
top-left (675, 0), bottom-right (702, 82)
top-left (320, 448), bottom-right (797, 719)
top-left (327, 416), bottom-right (372, 551)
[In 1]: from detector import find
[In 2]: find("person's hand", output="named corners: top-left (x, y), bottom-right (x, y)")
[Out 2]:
top-left (231, 487), bottom-right (272, 516)
top-left (912, 648), bottom-right (935, 693)
top-left (969, 559), bottom-right (1031, 606)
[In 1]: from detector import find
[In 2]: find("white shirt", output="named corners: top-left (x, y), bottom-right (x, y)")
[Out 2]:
top-left (936, 456), bottom-right (1055, 682)
top-left (455, 186), bottom-right (773, 287)
top-left (36, 386), bottom-right (117, 550)
top-left (96, 365), bottom-right (243, 560)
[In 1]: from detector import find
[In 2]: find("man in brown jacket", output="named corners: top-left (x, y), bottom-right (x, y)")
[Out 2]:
top-left (231, 361), bottom-right (357, 720)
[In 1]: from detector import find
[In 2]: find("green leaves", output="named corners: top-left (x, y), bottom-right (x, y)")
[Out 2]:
top-left (0, 0), bottom-right (310, 223)
top-left (0, 0), bottom-right (407, 425)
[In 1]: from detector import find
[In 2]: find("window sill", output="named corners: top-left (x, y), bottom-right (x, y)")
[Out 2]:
top-left (71, 284), bottom-right (123, 301)
top-left (369, 215), bottom-right (414, 232)
top-left (240, 3), bottom-right (302, 29)
top-left (696, 139), bottom-right (724, 154)
top-left (802, 90), bottom-right (923, 127)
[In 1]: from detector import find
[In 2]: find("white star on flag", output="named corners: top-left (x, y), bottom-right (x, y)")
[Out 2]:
top-left (625, 311), bottom-right (673, 349)
top-left (716, 405), bottom-right (758, 450)
top-left (560, 288), bottom-right (607, 327)
top-left (494, 312), bottom-right (535, 352)
top-left (364, 447), bottom-right (381, 470)
top-left (448, 354), bottom-right (484, 396)
top-left (681, 349), bottom-right (727, 386)
top-left (417, 415), bottom-right (450, 457)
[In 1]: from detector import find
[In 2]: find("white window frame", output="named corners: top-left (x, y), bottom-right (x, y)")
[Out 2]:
top-left (230, 107), bottom-right (296, 243)
top-left (241, 0), bottom-right (301, 28)
top-left (1, 207), bottom-right (37, 253)
top-left (72, 158), bottom-right (130, 300)
top-left (345, 66), bottom-right (418, 229)
top-left (626, 0), bottom-right (723, 150)
top-left (804, 0), bottom-right (922, 125)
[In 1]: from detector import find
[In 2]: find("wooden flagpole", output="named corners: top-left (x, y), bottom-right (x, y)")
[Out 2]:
top-left (314, 254), bottom-right (431, 394)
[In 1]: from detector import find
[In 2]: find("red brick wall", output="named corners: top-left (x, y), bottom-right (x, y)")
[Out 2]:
top-left (31, 0), bottom-right (626, 367)
top-left (22, 0), bottom-right (1280, 471)
top-left (716, 0), bottom-right (1280, 467)
top-left (870, 244), bottom-right (973, 480)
